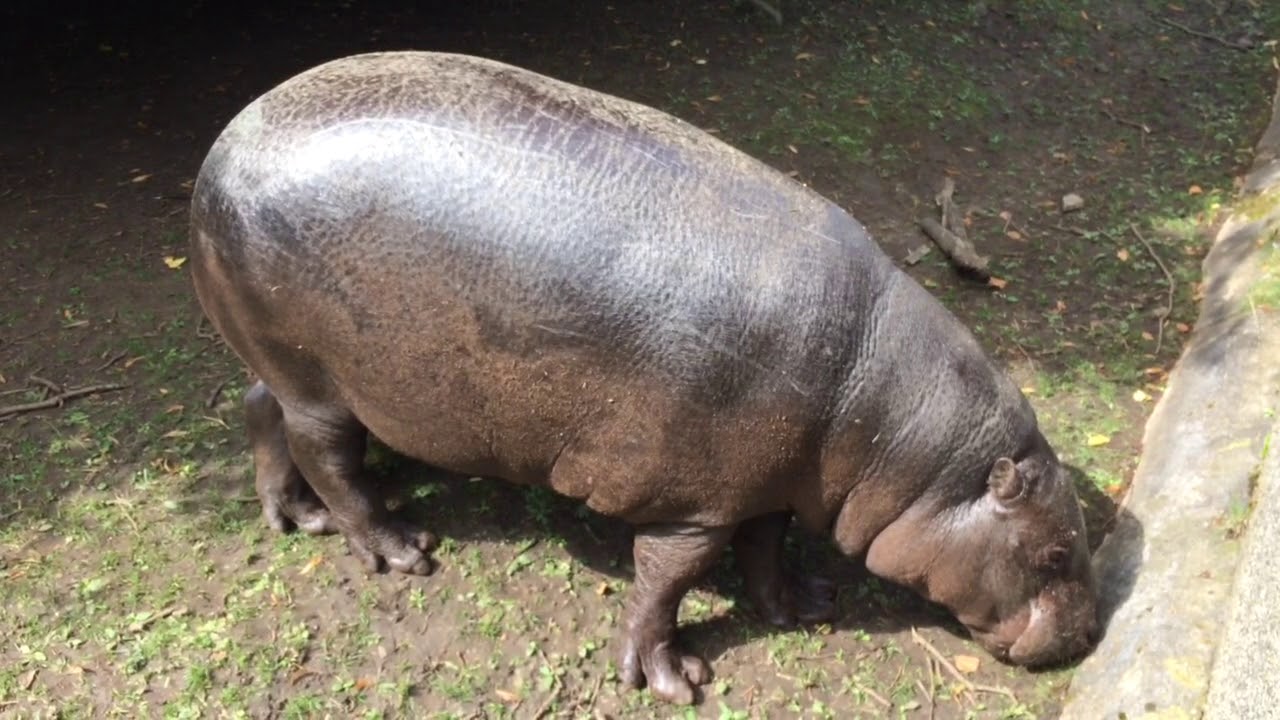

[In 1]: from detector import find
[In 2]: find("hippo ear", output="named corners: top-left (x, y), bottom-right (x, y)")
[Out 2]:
top-left (988, 457), bottom-right (1025, 504)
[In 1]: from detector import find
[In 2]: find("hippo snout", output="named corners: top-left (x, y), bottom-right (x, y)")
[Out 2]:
top-left (1004, 593), bottom-right (1099, 668)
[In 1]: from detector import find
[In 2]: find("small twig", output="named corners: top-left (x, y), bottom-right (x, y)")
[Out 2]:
top-left (856, 680), bottom-right (893, 708)
top-left (918, 217), bottom-right (991, 279)
top-left (533, 647), bottom-right (561, 720)
top-left (0, 383), bottom-right (127, 419)
top-left (94, 350), bottom-right (128, 373)
top-left (974, 682), bottom-right (1019, 701)
top-left (1101, 107), bottom-right (1151, 149)
top-left (0, 328), bottom-right (47, 348)
top-left (28, 375), bottom-right (63, 397)
top-left (746, 0), bottom-right (783, 23)
top-left (533, 680), bottom-right (561, 720)
top-left (206, 375), bottom-right (237, 409)
top-left (105, 497), bottom-right (141, 533)
top-left (927, 658), bottom-right (938, 720)
top-left (1101, 108), bottom-right (1151, 135)
top-left (1010, 339), bottom-right (1038, 374)
top-left (916, 678), bottom-right (934, 720)
top-left (909, 628), bottom-right (1019, 703)
top-left (910, 627), bottom-right (976, 702)
top-left (1131, 224), bottom-right (1175, 354)
top-left (936, 177), bottom-right (968, 242)
top-left (579, 670), bottom-right (606, 714)
top-left (196, 315), bottom-right (219, 341)
top-left (1051, 223), bottom-right (1092, 238)
top-left (1155, 15), bottom-right (1253, 50)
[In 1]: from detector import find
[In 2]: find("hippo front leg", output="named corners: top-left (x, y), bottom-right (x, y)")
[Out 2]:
top-left (619, 524), bottom-right (733, 705)
top-left (244, 381), bottom-right (336, 535)
top-left (732, 512), bottom-right (837, 627)
top-left (277, 401), bottom-right (436, 575)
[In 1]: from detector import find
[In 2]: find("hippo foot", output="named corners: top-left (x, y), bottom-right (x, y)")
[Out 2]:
top-left (755, 573), bottom-right (839, 628)
top-left (619, 637), bottom-right (711, 705)
top-left (343, 518), bottom-right (437, 575)
top-left (261, 490), bottom-right (337, 536)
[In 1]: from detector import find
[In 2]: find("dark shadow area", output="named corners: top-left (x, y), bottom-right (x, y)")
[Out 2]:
top-left (180, 442), bottom-right (1102, 677)
top-left (357, 450), bottom-right (957, 655)
top-left (1066, 463), bottom-right (1142, 632)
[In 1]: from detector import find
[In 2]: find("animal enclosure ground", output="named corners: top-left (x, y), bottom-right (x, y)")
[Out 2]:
top-left (1, 0), bottom-right (1277, 717)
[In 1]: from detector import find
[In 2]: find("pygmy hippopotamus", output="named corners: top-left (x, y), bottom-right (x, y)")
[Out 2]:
top-left (190, 51), bottom-right (1099, 704)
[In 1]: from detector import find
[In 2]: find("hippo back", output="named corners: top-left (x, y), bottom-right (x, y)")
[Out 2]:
top-left (192, 52), bottom-right (902, 411)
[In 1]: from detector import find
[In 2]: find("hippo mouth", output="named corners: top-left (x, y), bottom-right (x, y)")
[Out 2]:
top-left (969, 599), bottom-right (1097, 668)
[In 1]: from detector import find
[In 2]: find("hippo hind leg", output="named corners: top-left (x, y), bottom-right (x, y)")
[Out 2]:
top-left (245, 380), bottom-right (337, 535)
top-left (732, 512), bottom-right (838, 627)
top-left (269, 391), bottom-right (436, 575)
top-left (619, 523), bottom-right (734, 705)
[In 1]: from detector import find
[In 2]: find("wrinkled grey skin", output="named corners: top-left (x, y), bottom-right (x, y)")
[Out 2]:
top-left (190, 52), bottom-right (1098, 704)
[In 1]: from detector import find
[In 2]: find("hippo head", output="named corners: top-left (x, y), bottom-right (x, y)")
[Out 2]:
top-left (863, 449), bottom-right (1098, 667)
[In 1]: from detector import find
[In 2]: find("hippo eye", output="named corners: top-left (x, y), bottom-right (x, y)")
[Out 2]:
top-left (1042, 546), bottom-right (1070, 572)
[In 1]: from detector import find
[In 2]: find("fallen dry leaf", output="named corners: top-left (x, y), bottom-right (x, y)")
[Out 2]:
top-left (1141, 331), bottom-right (1155, 341)
top-left (1132, 389), bottom-right (1152, 403)
top-left (1176, 322), bottom-right (1192, 333)
top-left (131, 173), bottom-right (152, 183)
top-left (299, 554), bottom-right (324, 575)
top-left (795, 52), bottom-right (815, 61)
top-left (596, 581), bottom-right (614, 597)
top-left (495, 689), bottom-right (521, 704)
top-left (706, 94), bottom-right (722, 102)
top-left (163, 255), bottom-right (187, 270)
top-left (988, 276), bottom-right (1009, 290)
top-left (354, 677), bottom-right (374, 692)
top-left (1188, 185), bottom-right (1203, 195)
top-left (787, 144), bottom-right (798, 154)
top-left (1086, 433), bottom-right (1111, 447)
top-left (1117, 248), bottom-right (1130, 262)
top-left (1007, 230), bottom-right (1023, 241)
top-left (954, 655), bottom-right (981, 674)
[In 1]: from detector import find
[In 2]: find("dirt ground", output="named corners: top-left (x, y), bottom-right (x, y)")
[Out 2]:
top-left (1, 0), bottom-right (1277, 718)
